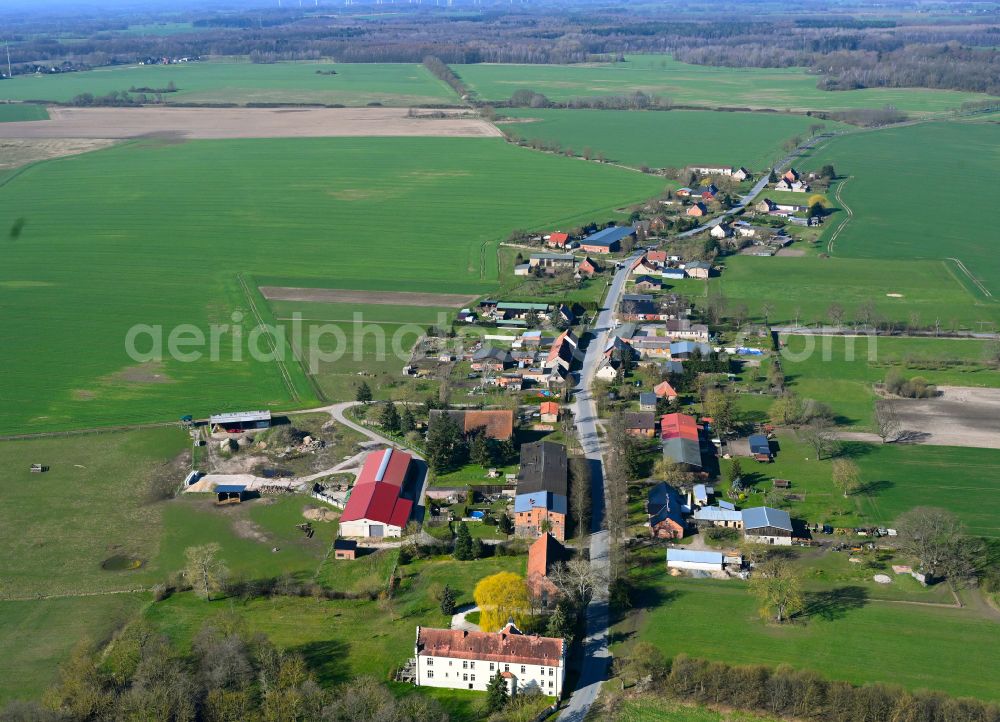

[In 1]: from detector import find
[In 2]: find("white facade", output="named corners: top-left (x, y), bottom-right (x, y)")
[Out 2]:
top-left (744, 532), bottom-right (793, 546)
top-left (338, 518), bottom-right (403, 538)
top-left (415, 654), bottom-right (564, 697)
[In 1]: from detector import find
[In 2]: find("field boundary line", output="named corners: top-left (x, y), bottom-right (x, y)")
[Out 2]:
top-left (826, 175), bottom-right (854, 255)
top-left (946, 256), bottom-right (993, 299)
top-left (237, 273), bottom-right (300, 403)
top-left (1, 587), bottom-right (151, 602)
top-left (0, 421), bottom-right (178, 441)
top-left (274, 317), bottom-right (431, 325)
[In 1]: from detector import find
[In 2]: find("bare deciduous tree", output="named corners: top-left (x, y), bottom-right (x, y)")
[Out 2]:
top-left (549, 558), bottom-right (608, 607)
top-left (874, 400), bottom-right (902, 443)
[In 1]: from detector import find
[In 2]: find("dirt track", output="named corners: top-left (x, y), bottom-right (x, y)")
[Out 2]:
top-left (260, 286), bottom-right (480, 308)
top-left (0, 106), bottom-right (502, 140)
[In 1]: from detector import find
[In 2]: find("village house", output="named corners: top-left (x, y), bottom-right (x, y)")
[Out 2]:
top-left (654, 379), bottom-right (678, 401)
top-left (782, 168), bottom-right (800, 183)
top-left (580, 225), bottom-right (635, 254)
top-left (742, 506), bottom-right (793, 545)
top-left (471, 346), bottom-right (514, 372)
top-left (647, 482), bottom-right (685, 539)
top-left (675, 187), bottom-right (693, 198)
top-left (688, 165), bottom-right (733, 176)
top-left (755, 198), bottom-right (777, 213)
top-left (595, 356), bottom-right (620, 381)
top-left (661, 412), bottom-right (703, 469)
top-left (775, 178), bottom-right (811, 193)
top-left (732, 167), bottom-right (752, 181)
top-left (429, 409), bottom-right (515, 441)
top-left (692, 482), bottom-right (713, 507)
top-left (639, 391), bottom-right (658, 411)
top-left (630, 255), bottom-right (661, 276)
top-left (413, 623), bottom-right (565, 696)
top-left (684, 261), bottom-right (712, 280)
top-left (545, 330), bottom-right (578, 373)
top-left (710, 223), bottom-right (733, 240)
top-left (686, 202), bottom-right (707, 217)
top-left (545, 231), bottom-right (570, 248)
top-left (634, 275), bottom-right (663, 292)
top-left (515, 441), bottom-right (568, 541)
top-left (624, 411), bottom-right (656, 438)
top-left (339, 448), bottom-right (415, 538)
top-left (528, 253), bottom-right (577, 275)
top-left (665, 319), bottom-right (710, 342)
top-left (539, 401), bottom-right (559, 424)
top-left (576, 256), bottom-right (600, 278)
top-left (527, 532), bottom-right (565, 607)
top-left (619, 293), bottom-right (664, 322)
top-left (699, 183), bottom-right (720, 201)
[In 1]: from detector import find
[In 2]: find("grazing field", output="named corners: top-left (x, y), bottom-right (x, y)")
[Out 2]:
top-left (808, 121), bottom-right (1000, 298)
top-left (0, 137), bottom-right (661, 433)
top-left (0, 62), bottom-right (459, 106)
top-left (0, 594), bottom-right (148, 703)
top-left (854, 443), bottom-right (1000, 538)
top-left (614, 698), bottom-right (783, 722)
top-left (619, 574), bottom-right (1000, 701)
top-left (707, 255), bottom-right (996, 329)
top-left (0, 104), bottom-right (48, 122)
top-left (778, 335), bottom-right (1000, 428)
top-left (0, 427), bottom-right (189, 599)
top-left (460, 55), bottom-right (988, 113)
top-left (499, 108), bottom-right (846, 170)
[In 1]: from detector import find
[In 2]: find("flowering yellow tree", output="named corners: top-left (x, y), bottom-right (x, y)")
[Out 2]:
top-left (474, 572), bottom-right (531, 632)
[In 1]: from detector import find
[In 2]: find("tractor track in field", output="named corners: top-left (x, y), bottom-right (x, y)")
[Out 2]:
top-left (237, 273), bottom-right (300, 403)
top-left (826, 175), bottom-right (854, 255)
top-left (946, 256), bottom-right (993, 299)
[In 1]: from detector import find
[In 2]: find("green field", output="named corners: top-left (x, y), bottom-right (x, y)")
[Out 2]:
top-left (499, 108), bottom-right (846, 170)
top-left (0, 62), bottom-right (459, 106)
top-left (706, 255), bottom-right (997, 329)
top-left (0, 104), bottom-right (49, 121)
top-left (621, 574), bottom-right (1000, 701)
top-left (615, 698), bottom-right (782, 722)
top-left (0, 137), bottom-right (661, 433)
top-left (779, 335), bottom-right (1000, 427)
top-left (808, 121), bottom-right (1000, 298)
top-left (855, 443), bottom-right (1000, 538)
top-left (0, 594), bottom-right (148, 703)
top-left (460, 55), bottom-right (988, 113)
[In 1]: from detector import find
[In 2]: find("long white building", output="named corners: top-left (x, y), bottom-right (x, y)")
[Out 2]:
top-left (414, 623), bottom-right (565, 697)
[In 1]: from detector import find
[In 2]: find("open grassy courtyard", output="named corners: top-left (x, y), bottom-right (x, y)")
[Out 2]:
top-left (499, 108), bottom-right (846, 170)
top-left (0, 61), bottom-right (459, 106)
top-left (808, 121), bottom-right (1000, 299)
top-left (459, 55), bottom-right (988, 114)
top-left (0, 136), bottom-right (661, 433)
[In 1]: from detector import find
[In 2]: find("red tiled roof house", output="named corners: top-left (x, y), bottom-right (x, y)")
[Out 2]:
top-left (414, 623), bottom-right (566, 697)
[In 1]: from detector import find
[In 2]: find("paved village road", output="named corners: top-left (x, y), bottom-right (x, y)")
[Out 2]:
top-left (558, 251), bottom-right (642, 721)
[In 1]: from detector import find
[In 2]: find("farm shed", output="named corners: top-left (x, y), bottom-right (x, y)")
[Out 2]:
top-left (667, 549), bottom-right (724, 572)
top-left (580, 225), bottom-right (635, 253)
top-left (748, 434), bottom-right (773, 461)
top-left (339, 448), bottom-right (415, 538)
top-left (333, 538), bottom-right (357, 560)
top-left (742, 506), bottom-right (793, 546)
top-left (210, 410), bottom-right (271, 433)
top-left (215, 484), bottom-right (248, 504)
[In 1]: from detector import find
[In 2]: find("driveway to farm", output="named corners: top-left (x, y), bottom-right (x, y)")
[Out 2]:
top-left (0, 106), bottom-right (503, 139)
top-left (558, 250), bottom-right (642, 722)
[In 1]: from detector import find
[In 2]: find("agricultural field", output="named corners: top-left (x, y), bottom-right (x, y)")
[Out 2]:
top-left (0, 137), bottom-right (662, 433)
top-left (498, 108), bottom-right (847, 170)
top-left (459, 55), bottom-right (988, 114)
top-left (612, 697), bottom-right (783, 722)
top-left (705, 255), bottom-right (997, 329)
top-left (616, 572), bottom-right (1000, 701)
top-left (0, 103), bottom-right (48, 122)
top-left (0, 61), bottom-right (460, 106)
top-left (808, 121), bottom-right (1000, 299)
top-left (778, 335), bottom-right (1000, 428)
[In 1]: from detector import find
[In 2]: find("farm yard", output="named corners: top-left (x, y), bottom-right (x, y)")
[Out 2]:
top-left (498, 108), bottom-right (847, 170)
top-left (808, 121), bottom-right (1000, 299)
top-left (459, 55), bottom-right (990, 114)
top-left (0, 61), bottom-right (461, 107)
top-left (0, 136), bottom-right (662, 433)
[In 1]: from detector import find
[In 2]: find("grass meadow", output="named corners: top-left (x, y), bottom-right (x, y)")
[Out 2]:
top-left (0, 61), bottom-right (459, 106)
top-left (778, 334), bottom-right (1000, 428)
top-left (0, 137), bottom-right (661, 433)
top-left (0, 104), bottom-right (49, 121)
top-left (459, 55), bottom-right (988, 113)
top-left (616, 564), bottom-right (1000, 702)
top-left (703, 255), bottom-right (997, 329)
top-left (807, 121), bottom-right (1000, 299)
top-left (0, 593), bottom-right (149, 703)
top-left (613, 698), bottom-right (783, 722)
top-left (499, 108), bottom-right (847, 170)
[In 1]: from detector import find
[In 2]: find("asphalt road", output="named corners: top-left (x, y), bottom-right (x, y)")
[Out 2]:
top-left (558, 252), bottom-right (641, 721)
